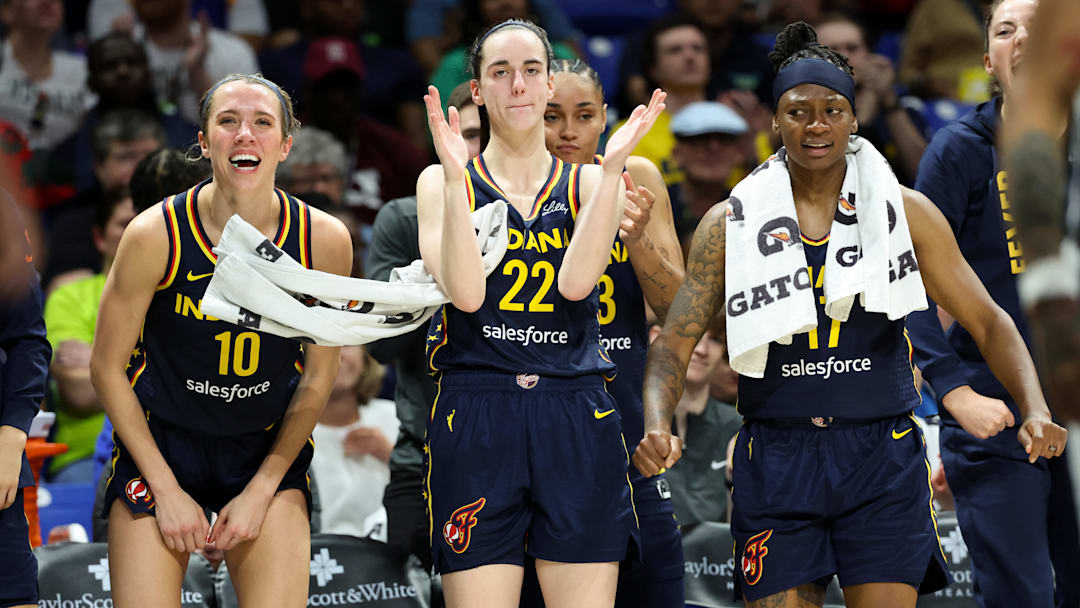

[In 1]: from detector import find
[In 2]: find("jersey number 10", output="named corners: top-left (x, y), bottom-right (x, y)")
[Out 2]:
top-left (214, 330), bottom-right (261, 376)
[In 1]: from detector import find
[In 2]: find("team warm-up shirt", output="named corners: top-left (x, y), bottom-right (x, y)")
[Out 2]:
top-left (737, 236), bottom-right (920, 419)
top-left (427, 154), bottom-right (615, 378)
top-left (908, 97), bottom-right (1032, 411)
top-left (128, 179), bottom-right (311, 435)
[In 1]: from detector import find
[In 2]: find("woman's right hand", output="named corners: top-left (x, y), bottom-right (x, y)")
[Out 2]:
top-left (153, 484), bottom-right (211, 553)
top-left (424, 85), bottom-right (471, 181)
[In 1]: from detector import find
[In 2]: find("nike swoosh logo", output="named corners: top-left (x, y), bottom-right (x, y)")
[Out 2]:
top-left (187, 270), bottom-right (214, 281)
top-left (892, 428), bottom-right (913, 440)
top-left (711, 460), bottom-right (726, 470)
top-left (594, 409), bottom-right (615, 420)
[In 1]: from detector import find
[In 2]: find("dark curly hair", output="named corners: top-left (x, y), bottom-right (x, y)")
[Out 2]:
top-left (768, 21), bottom-right (854, 77)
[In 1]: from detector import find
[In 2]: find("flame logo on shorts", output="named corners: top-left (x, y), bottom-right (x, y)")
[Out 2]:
top-left (125, 477), bottom-right (155, 508)
top-left (443, 497), bottom-right (486, 554)
top-left (741, 529), bottom-right (773, 585)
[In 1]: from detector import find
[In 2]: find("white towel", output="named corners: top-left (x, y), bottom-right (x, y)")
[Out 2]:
top-left (725, 136), bottom-right (927, 378)
top-left (201, 201), bottom-right (510, 346)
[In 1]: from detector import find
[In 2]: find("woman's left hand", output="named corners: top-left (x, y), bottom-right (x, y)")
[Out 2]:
top-left (603, 89), bottom-right (667, 171)
top-left (619, 171), bottom-right (655, 244)
top-left (207, 485), bottom-right (275, 551)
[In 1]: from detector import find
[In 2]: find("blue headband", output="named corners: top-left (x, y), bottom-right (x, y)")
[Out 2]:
top-left (771, 58), bottom-right (856, 115)
top-left (202, 75), bottom-right (290, 129)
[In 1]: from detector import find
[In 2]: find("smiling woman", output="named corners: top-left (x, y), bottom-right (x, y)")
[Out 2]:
top-left (89, 73), bottom-right (353, 608)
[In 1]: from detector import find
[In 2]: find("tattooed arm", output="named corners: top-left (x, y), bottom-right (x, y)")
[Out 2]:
top-left (622, 156), bottom-right (685, 324)
top-left (633, 202), bottom-right (727, 477)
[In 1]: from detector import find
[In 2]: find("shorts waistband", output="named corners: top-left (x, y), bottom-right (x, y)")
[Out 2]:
top-left (749, 413), bottom-right (906, 429)
top-left (438, 370), bottom-right (606, 391)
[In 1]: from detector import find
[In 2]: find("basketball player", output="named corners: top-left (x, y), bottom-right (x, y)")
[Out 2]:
top-left (634, 22), bottom-right (1066, 608)
top-left (525, 57), bottom-right (685, 608)
top-left (89, 74), bottom-right (352, 607)
top-left (420, 18), bottom-right (665, 608)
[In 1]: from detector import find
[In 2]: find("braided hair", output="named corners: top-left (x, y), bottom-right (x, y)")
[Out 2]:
top-left (551, 58), bottom-right (604, 98)
top-left (768, 21), bottom-right (854, 77)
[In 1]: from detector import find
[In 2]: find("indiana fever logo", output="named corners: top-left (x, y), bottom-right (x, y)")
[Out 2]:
top-left (741, 529), bottom-right (773, 586)
top-left (757, 217), bottom-right (801, 256)
top-left (125, 477), bottom-right (155, 508)
top-left (443, 497), bottom-right (486, 554)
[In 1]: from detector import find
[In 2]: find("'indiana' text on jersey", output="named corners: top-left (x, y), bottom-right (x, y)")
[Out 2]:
top-left (427, 154), bottom-right (615, 378)
top-left (737, 235), bottom-right (919, 419)
top-left (127, 180), bottom-right (311, 435)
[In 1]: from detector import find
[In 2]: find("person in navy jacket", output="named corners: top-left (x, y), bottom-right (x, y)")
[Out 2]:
top-left (907, 1), bottom-right (1080, 606)
top-left (0, 190), bottom-right (51, 608)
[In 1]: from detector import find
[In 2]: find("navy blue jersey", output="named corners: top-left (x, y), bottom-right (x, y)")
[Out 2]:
top-left (593, 155), bottom-right (648, 449)
top-left (427, 154), bottom-right (615, 378)
top-left (128, 180), bottom-right (312, 435)
top-left (908, 97), bottom-right (1032, 407)
top-left (737, 236), bottom-right (919, 419)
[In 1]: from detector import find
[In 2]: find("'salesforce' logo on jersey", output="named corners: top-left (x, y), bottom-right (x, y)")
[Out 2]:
top-left (599, 334), bottom-right (634, 352)
top-left (482, 323), bottom-right (568, 347)
top-left (185, 378), bottom-right (271, 402)
top-left (780, 356), bottom-right (872, 379)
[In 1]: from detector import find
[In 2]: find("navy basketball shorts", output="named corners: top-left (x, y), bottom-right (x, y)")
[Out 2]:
top-left (426, 371), bottom-right (640, 574)
top-left (730, 413), bottom-right (951, 601)
top-left (0, 488), bottom-right (38, 607)
top-left (614, 474), bottom-right (684, 607)
top-left (103, 410), bottom-right (314, 519)
top-left (519, 474), bottom-right (684, 608)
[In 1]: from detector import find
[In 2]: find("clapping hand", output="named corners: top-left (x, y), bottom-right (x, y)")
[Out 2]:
top-left (603, 89), bottom-right (667, 172)
top-left (423, 86), bottom-right (471, 181)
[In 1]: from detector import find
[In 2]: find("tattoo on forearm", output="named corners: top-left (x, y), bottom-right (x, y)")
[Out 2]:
top-left (630, 233), bottom-right (679, 323)
top-left (1008, 132), bottom-right (1066, 260)
top-left (642, 340), bottom-right (687, 430)
top-left (669, 212), bottom-right (725, 339)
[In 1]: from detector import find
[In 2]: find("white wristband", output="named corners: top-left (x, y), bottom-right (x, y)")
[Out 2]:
top-left (1018, 239), bottom-right (1080, 309)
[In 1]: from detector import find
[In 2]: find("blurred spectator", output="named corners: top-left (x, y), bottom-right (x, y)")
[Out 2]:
top-left (276, 127), bottom-right (349, 208)
top-left (767, 0), bottom-right (827, 27)
top-left (129, 147), bottom-right (211, 212)
top-left (0, 0), bottom-right (93, 150)
top-left (447, 81), bottom-right (483, 158)
top-left (88, 0), bottom-right (269, 52)
top-left (667, 101), bottom-right (749, 246)
top-left (258, 0), bottom-right (427, 151)
top-left (815, 12), bottom-right (927, 184)
top-left (125, 0), bottom-right (258, 126)
top-left (899, 0), bottom-right (992, 103)
top-left (617, 1), bottom-right (772, 120)
top-left (682, 0), bottom-right (774, 104)
top-left (46, 33), bottom-right (197, 195)
top-left (42, 186), bottom-right (134, 483)
top-left (611, 14), bottom-right (710, 185)
top-left (0, 189), bottom-right (49, 608)
top-left (310, 345), bottom-right (399, 537)
top-left (300, 37), bottom-right (428, 224)
top-left (41, 110), bottom-right (164, 293)
top-left (649, 323), bottom-right (741, 526)
top-left (429, 0), bottom-right (578, 113)
top-left (408, 0), bottom-right (579, 75)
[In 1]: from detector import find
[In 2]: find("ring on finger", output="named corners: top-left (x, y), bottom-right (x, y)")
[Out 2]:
top-left (1049, 444), bottom-right (1058, 453)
